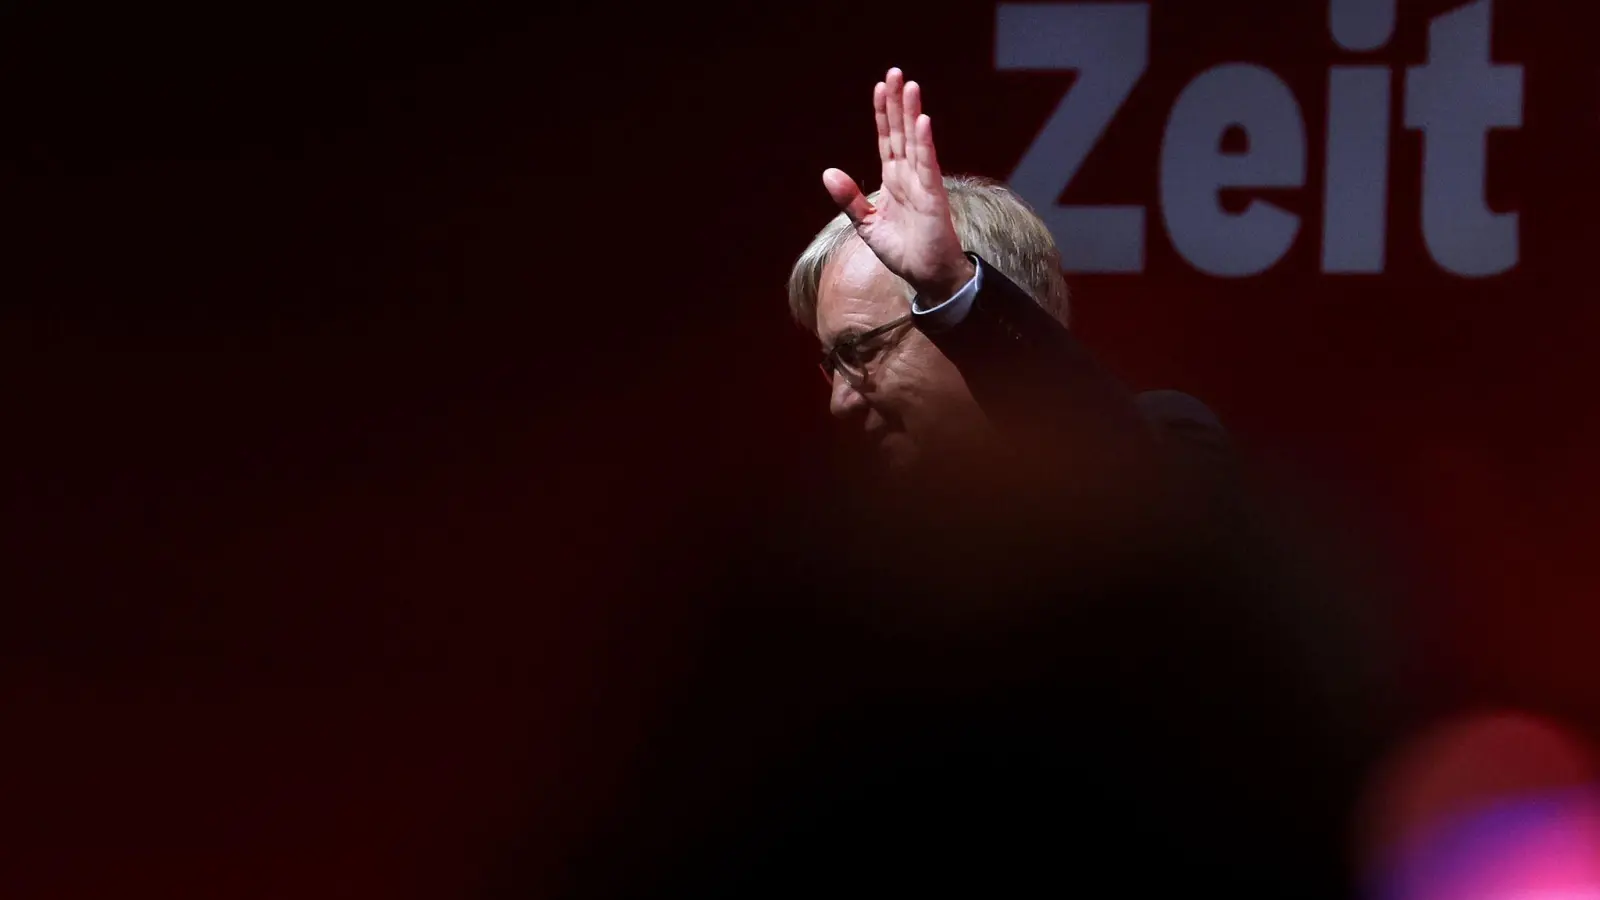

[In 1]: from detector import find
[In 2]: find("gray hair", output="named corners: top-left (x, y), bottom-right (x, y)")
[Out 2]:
top-left (786, 174), bottom-right (1069, 331)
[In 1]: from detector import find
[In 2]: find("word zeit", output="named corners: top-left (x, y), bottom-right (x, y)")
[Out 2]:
top-left (999, 0), bottom-right (1523, 277)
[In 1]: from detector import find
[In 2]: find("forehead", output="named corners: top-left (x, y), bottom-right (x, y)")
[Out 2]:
top-left (815, 239), bottom-right (907, 343)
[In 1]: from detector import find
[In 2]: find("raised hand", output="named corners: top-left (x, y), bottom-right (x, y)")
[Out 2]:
top-left (823, 68), bottom-right (976, 304)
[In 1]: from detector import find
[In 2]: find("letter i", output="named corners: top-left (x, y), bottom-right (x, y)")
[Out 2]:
top-left (1323, 0), bottom-right (1396, 274)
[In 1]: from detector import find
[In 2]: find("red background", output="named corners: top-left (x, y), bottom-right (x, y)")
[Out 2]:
top-left (1, 0), bottom-right (1595, 895)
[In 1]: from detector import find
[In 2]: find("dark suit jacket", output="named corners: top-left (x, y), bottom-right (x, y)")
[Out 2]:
top-left (532, 257), bottom-right (1392, 899)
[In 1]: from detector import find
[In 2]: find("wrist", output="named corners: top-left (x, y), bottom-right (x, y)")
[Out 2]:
top-left (918, 255), bottom-right (977, 306)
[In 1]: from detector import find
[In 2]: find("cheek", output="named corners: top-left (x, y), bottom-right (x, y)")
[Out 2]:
top-left (878, 340), bottom-right (971, 414)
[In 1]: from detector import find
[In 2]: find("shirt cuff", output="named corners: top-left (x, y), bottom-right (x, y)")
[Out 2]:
top-left (910, 254), bottom-right (981, 333)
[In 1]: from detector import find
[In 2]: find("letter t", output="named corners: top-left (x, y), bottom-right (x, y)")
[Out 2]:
top-left (1404, 0), bottom-right (1523, 277)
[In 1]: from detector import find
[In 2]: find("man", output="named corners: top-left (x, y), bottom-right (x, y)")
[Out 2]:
top-left (796, 70), bottom-right (1151, 489)
top-left (785, 69), bottom-right (1243, 639)
top-left (539, 69), bottom-right (1393, 900)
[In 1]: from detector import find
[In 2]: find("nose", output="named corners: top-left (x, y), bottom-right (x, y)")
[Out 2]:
top-left (828, 372), bottom-right (868, 419)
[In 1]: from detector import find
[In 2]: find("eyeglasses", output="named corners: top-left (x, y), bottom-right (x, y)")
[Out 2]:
top-left (818, 312), bottom-right (915, 388)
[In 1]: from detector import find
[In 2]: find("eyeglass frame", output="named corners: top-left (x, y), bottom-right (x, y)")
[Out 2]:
top-left (817, 311), bottom-right (916, 388)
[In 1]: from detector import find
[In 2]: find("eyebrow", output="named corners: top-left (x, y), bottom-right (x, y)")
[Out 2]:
top-left (827, 313), bottom-right (916, 350)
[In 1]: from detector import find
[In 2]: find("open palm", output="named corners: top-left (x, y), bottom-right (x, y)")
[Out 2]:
top-left (824, 68), bottom-right (972, 301)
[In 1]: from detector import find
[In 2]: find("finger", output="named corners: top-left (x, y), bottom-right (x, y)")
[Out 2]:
top-left (903, 80), bottom-right (922, 169)
top-left (823, 168), bottom-right (875, 223)
top-left (884, 67), bottom-right (905, 159)
top-left (873, 82), bottom-right (891, 165)
top-left (915, 114), bottom-right (943, 191)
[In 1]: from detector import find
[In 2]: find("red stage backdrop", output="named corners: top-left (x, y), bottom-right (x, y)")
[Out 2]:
top-left (2, 1), bottom-right (1596, 896)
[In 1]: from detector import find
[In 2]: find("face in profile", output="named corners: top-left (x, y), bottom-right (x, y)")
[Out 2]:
top-left (814, 239), bottom-right (990, 477)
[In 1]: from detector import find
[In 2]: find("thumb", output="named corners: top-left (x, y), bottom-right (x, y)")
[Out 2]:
top-left (823, 168), bottom-right (874, 223)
